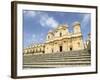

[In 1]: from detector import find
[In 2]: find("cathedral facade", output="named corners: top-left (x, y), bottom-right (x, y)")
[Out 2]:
top-left (24, 22), bottom-right (85, 55)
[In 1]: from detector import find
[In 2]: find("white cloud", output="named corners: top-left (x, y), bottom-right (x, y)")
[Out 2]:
top-left (39, 14), bottom-right (59, 28)
top-left (24, 10), bottom-right (59, 28)
top-left (81, 14), bottom-right (90, 41)
top-left (46, 17), bottom-right (58, 28)
top-left (24, 11), bottom-right (36, 17)
top-left (81, 14), bottom-right (90, 27)
top-left (32, 34), bottom-right (36, 38)
top-left (80, 14), bottom-right (90, 33)
top-left (39, 15), bottom-right (48, 27)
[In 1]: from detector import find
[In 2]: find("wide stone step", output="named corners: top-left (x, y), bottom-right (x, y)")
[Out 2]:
top-left (24, 61), bottom-right (91, 65)
top-left (24, 50), bottom-right (90, 57)
top-left (32, 60), bottom-right (90, 63)
top-left (23, 50), bottom-right (91, 68)
top-left (24, 54), bottom-right (90, 58)
top-left (26, 53), bottom-right (90, 56)
top-left (24, 56), bottom-right (90, 63)
top-left (23, 63), bottom-right (90, 68)
top-left (24, 59), bottom-right (91, 62)
top-left (24, 56), bottom-right (90, 61)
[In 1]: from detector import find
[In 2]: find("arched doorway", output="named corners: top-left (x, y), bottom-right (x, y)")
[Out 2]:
top-left (69, 45), bottom-right (73, 51)
top-left (59, 46), bottom-right (62, 52)
top-left (70, 47), bottom-right (72, 51)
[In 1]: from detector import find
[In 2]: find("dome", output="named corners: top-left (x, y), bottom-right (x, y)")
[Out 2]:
top-left (57, 24), bottom-right (68, 30)
top-left (48, 30), bottom-right (53, 34)
top-left (72, 21), bottom-right (80, 27)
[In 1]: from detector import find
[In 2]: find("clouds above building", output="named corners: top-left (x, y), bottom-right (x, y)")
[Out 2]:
top-left (23, 10), bottom-right (59, 29)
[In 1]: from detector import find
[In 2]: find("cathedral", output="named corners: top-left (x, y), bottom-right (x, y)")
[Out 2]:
top-left (24, 21), bottom-right (85, 55)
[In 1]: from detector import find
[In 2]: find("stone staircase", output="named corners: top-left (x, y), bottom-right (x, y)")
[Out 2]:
top-left (23, 50), bottom-right (91, 68)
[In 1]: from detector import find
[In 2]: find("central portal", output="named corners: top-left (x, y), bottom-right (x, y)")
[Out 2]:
top-left (59, 46), bottom-right (62, 52)
top-left (70, 47), bottom-right (72, 51)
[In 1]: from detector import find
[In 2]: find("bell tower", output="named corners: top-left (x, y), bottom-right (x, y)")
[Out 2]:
top-left (61, 24), bottom-right (69, 35)
top-left (73, 22), bottom-right (81, 33)
top-left (46, 30), bottom-right (54, 41)
top-left (72, 21), bottom-right (84, 50)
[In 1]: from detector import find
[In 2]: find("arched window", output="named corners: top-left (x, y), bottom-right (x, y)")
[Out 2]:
top-left (48, 35), bottom-right (50, 39)
top-left (52, 48), bottom-right (53, 53)
top-left (60, 32), bottom-right (62, 37)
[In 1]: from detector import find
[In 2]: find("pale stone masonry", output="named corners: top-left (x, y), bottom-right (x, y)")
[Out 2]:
top-left (24, 21), bottom-right (85, 55)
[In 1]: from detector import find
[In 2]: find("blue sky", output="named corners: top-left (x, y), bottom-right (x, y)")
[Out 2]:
top-left (23, 10), bottom-right (91, 48)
